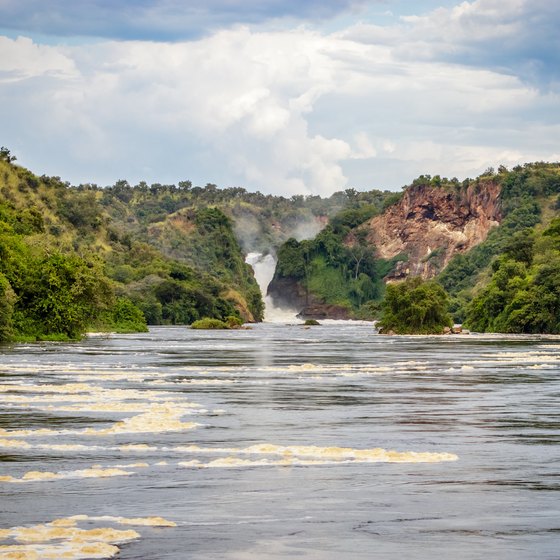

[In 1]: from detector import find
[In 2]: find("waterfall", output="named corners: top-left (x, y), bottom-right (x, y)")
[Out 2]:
top-left (245, 252), bottom-right (298, 322)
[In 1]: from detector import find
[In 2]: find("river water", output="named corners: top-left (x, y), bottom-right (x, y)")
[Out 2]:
top-left (1, 323), bottom-right (560, 559)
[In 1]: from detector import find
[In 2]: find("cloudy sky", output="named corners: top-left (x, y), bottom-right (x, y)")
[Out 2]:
top-left (1, 1), bottom-right (559, 195)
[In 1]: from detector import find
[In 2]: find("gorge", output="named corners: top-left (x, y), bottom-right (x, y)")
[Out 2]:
top-left (1, 152), bottom-right (560, 337)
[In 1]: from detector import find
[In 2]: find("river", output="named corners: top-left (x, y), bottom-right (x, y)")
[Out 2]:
top-left (1, 323), bottom-right (560, 559)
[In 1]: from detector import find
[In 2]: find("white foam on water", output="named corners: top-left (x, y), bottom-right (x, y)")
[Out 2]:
top-left (83, 403), bottom-right (200, 436)
top-left (0, 515), bottom-right (175, 560)
top-left (0, 466), bottom-right (134, 484)
top-left (0, 379), bottom-right (204, 439)
top-left (493, 351), bottom-right (560, 363)
top-left (0, 439), bottom-right (30, 449)
top-left (174, 443), bottom-right (458, 465)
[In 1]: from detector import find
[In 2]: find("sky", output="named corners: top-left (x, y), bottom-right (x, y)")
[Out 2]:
top-left (1, 0), bottom-right (559, 195)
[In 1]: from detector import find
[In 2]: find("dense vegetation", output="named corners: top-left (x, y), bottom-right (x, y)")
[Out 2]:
top-left (378, 277), bottom-right (452, 334)
top-left (438, 163), bottom-right (560, 331)
top-left (2, 144), bottom-right (559, 338)
top-left (0, 149), bottom-right (265, 341)
top-left (271, 190), bottom-right (403, 317)
top-left (464, 218), bottom-right (560, 333)
top-left (0, 148), bottom-right (397, 341)
top-left (99, 179), bottom-right (370, 254)
top-left (272, 161), bottom-right (560, 333)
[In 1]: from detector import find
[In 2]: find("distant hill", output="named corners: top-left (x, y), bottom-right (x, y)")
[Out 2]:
top-left (3, 145), bottom-right (558, 337)
top-left (0, 151), bottom-right (264, 340)
top-left (0, 148), bottom-right (395, 340)
top-left (270, 162), bottom-right (560, 332)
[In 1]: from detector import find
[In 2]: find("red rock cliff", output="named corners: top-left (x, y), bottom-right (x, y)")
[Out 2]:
top-left (364, 180), bottom-right (501, 280)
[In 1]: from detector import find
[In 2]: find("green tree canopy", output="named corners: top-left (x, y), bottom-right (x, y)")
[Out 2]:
top-left (378, 277), bottom-right (452, 334)
top-left (0, 273), bottom-right (16, 341)
top-left (17, 253), bottom-right (114, 340)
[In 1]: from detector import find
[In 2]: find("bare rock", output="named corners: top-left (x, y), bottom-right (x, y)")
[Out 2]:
top-left (363, 180), bottom-right (501, 280)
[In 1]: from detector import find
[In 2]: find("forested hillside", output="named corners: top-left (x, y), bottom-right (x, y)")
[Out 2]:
top-left (2, 145), bottom-right (559, 337)
top-left (0, 148), bottom-right (394, 340)
top-left (271, 162), bottom-right (560, 332)
top-left (0, 150), bottom-right (263, 340)
top-left (441, 163), bottom-right (560, 332)
top-left (268, 191), bottom-right (402, 318)
top-left (100, 178), bottom-right (345, 254)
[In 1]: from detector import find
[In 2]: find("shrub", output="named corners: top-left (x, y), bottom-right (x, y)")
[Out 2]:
top-left (111, 297), bottom-right (148, 333)
top-left (225, 315), bottom-right (244, 328)
top-left (190, 317), bottom-right (229, 329)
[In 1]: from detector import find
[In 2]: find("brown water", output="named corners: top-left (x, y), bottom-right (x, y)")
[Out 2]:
top-left (1, 324), bottom-right (560, 559)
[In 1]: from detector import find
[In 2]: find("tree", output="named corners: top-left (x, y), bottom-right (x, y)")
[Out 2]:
top-left (378, 277), bottom-right (452, 334)
top-left (464, 254), bottom-right (560, 334)
top-left (275, 238), bottom-right (306, 279)
top-left (0, 273), bottom-right (16, 341)
top-left (19, 253), bottom-right (114, 339)
top-left (111, 297), bottom-right (148, 332)
top-left (503, 229), bottom-right (534, 266)
top-left (346, 229), bottom-right (374, 279)
top-left (0, 147), bottom-right (16, 163)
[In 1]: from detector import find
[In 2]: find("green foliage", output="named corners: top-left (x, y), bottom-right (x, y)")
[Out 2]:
top-left (303, 319), bottom-right (321, 326)
top-left (97, 171), bottom-right (397, 323)
top-left (58, 191), bottom-right (101, 230)
top-left (502, 229), bottom-right (535, 265)
top-left (438, 165), bottom-right (560, 302)
top-left (307, 256), bottom-right (348, 303)
top-left (381, 192), bottom-right (404, 211)
top-left (123, 206), bottom-right (263, 322)
top-left (113, 253), bottom-right (240, 326)
top-left (330, 204), bottom-right (379, 235)
top-left (14, 253), bottom-right (114, 340)
top-left (0, 272), bottom-right (16, 341)
top-left (273, 222), bottom-right (389, 315)
top-left (465, 241), bottom-right (560, 334)
top-left (110, 297), bottom-right (148, 333)
top-left (275, 238), bottom-right (308, 279)
top-left (353, 299), bottom-right (381, 320)
top-left (3, 150), bottom-right (559, 338)
top-left (2, 172), bottom-right (120, 341)
top-left (191, 317), bottom-right (229, 329)
top-left (378, 277), bottom-right (452, 334)
top-left (437, 163), bottom-right (560, 327)
top-left (0, 146), bottom-right (16, 163)
top-left (225, 315), bottom-right (244, 328)
top-left (543, 217), bottom-right (560, 243)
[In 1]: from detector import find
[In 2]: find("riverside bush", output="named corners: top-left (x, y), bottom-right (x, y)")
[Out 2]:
top-left (191, 318), bottom-right (229, 329)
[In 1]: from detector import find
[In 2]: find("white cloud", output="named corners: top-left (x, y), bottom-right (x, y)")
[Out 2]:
top-left (1, 5), bottom-right (559, 194)
top-left (345, 0), bottom-right (560, 89)
top-left (0, 35), bottom-right (76, 81)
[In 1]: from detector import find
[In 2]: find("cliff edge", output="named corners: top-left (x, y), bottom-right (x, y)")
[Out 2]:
top-left (364, 180), bottom-right (501, 280)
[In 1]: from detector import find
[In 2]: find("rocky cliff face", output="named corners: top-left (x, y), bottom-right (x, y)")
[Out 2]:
top-left (364, 180), bottom-right (502, 280)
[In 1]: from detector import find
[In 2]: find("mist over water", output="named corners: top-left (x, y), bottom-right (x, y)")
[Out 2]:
top-left (246, 252), bottom-right (299, 322)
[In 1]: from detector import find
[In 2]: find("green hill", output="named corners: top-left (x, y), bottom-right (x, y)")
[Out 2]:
top-left (0, 150), bottom-right (263, 340)
top-left (3, 144), bottom-right (559, 337)
top-left (439, 163), bottom-right (560, 332)
top-left (270, 162), bottom-right (560, 332)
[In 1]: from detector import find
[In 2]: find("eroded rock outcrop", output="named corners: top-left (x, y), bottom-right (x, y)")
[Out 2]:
top-left (364, 180), bottom-right (501, 279)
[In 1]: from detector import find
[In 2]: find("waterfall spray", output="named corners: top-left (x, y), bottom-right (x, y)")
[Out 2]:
top-left (245, 253), bottom-right (298, 322)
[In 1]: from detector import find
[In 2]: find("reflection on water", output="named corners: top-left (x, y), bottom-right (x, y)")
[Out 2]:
top-left (1, 324), bottom-right (560, 559)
